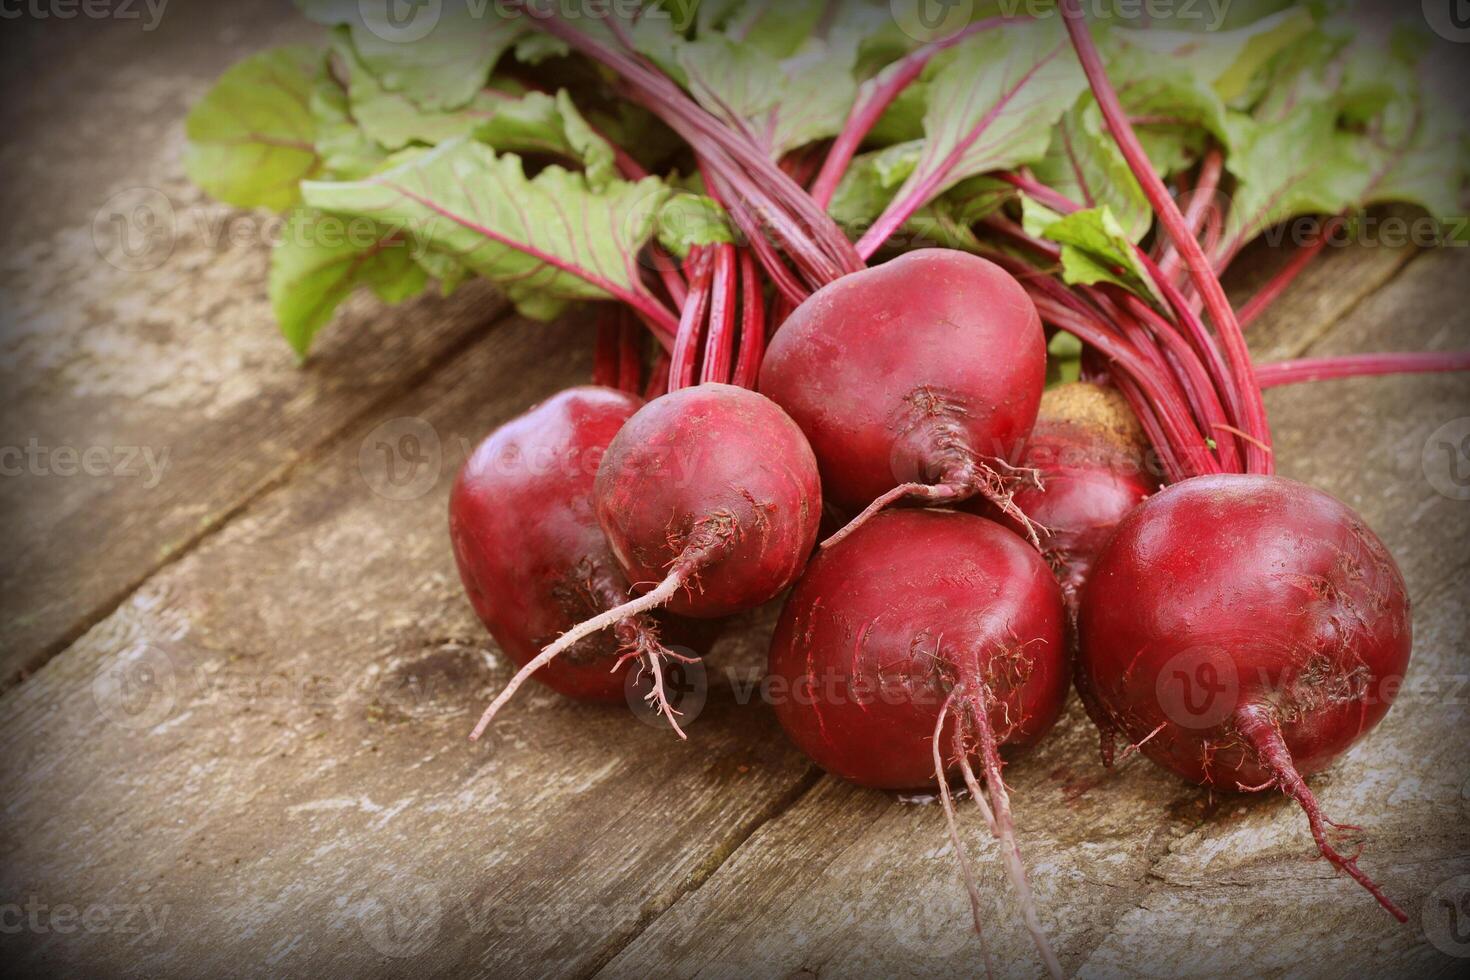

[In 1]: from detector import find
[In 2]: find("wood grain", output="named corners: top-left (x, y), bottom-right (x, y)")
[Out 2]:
top-left (4, 247), bottom-right (1460, 978)
top-left (0, 312), bottom-right (818, 976)
top-left (0, 1), bottom-right (512, 684)
top-left (1226, 220), bottom-right (1418, 363)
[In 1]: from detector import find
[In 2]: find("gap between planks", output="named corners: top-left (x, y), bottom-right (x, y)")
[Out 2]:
top-left (575, 766), bottom-right (825, 980)
top-left (2, 305), bottom-right (517, 696)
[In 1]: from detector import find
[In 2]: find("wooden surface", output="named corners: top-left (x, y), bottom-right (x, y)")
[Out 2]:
top-left (0, 0), bottom-right (515, 685)
top-left (1, 5), bottom-right (1468, 979)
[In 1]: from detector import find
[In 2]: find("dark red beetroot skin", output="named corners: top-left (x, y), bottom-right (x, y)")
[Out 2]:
top-left (769, 509), bottom-right (1068, 790)
top-left (595, 383), bottom-right (822, 618)
top-left (450, 386), bottom-right (704, 702)
top-left (979, 382), bottom-right (1157, 613)
top-left (1078, 473), bottom-right (1412, 918)
top-left (759, 249), bottom-right (1046, 521)
top-left (769, 508), bottom-right (1068, 973)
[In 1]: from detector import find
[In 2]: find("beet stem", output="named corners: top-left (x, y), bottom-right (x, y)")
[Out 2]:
top-left (526, 9), bottom-right (861, 284)
top-left (467, 568), bottom-right (692, 741)
top-left (729, 250), bottom-right (768, 389)
top-left (982, 240), bottom-right (1220, 479)
top-left (1234, 704), bottom-right (1408, 922)
top-left (1060, 0), bottom-right (1273, 474)
top-left (857, 42), bottom-right (1069, 261)
top-left (1255, 350), bottom-right (1470, 389)
top-left (998, 162), bottom-right (1248, 472)
top-left (1156, 148), bottom-right (1223, 284)
top-left (933, 689), bottom-right (996, 979)
top-left (593, 309), bottom-right (621, 388)
top-left (1235, 223), bottom-right (1337, 329)
top-left (1108, 290), bottom-right (1240, 473)
top-left (700, 245), bottom-right (739, 385)
top-left (970, 690), bottom-right (1064, 980)
top-left (810, 16), bottom-right (1018, 209)
top-left (650, 245), bottom-right (690, 310)
top-left (616, 313), bottom-right (644, 393)
top-left (668, 248), bottom-right (714, 391)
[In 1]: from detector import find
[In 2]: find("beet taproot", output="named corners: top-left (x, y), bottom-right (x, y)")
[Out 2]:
top-left (1078, 474), bottom-right (1412, 920)
top-left (451, 387), bottom-right (706, 712)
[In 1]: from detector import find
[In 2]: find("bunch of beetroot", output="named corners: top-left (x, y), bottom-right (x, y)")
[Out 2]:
top-left (187, 0), bottom-right (1470, 970)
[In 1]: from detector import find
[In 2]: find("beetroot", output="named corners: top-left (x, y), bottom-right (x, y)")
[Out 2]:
top-left (1078, 474), bottom-right (1411, 920)
top-left (471, 383), bottom-right (821, 738)
top-left (451, 387), bottom-right (705, 710)
top-left (980, 382), bottom-right (1157, 612)
top-left (769, 509), bottom-right (1068, 974)
top-left (594, 383), bottom-right (822, 618)
top-left (758, 250), bottom-right (1047, 544)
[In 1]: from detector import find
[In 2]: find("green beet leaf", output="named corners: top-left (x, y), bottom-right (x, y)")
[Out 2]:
top-left (184, 46), bottom-right (321, 211)
top-left (297, 0), bottom-right (524, 112)
top-left (883, 18), bottom-right (1086, 215)
top-left (270, 207), bottom-right (427, 356)
top-left (1032, 101), bottom-right (1151, 242)
top-left (300, 139), bottom-right (672, 322)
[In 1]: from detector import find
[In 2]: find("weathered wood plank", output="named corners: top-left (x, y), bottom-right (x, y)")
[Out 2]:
top-left (599, 247), bottom-right (1470, 979)
top-left (1226, 224), bottom-right (1417, 363)
top-left (0, 312), bottom-right (817, 977)
top-left (0, 0), bottom-right (511, 685)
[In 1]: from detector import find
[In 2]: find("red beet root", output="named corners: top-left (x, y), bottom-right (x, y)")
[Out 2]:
top-left (595, 383), bottom-right (823, 619)
top-left (758, 250), bottom-right (1047, 545)
top-left (981, 382), bottom-right (1158, 612)
top-left (768, 509), bottom-right (1068, 975)
top-left (1078, 474), bottom-right (1412, 920)
top-left (451, 387), bottom-right (703, 708)
top-left (471, 383), bottom-right (822, 739)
